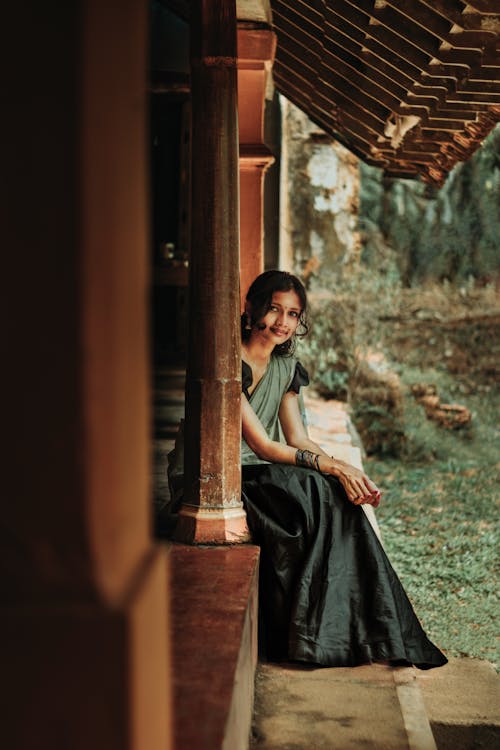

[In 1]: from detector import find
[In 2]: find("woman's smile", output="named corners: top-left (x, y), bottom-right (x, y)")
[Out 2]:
top-left (270, 325), bottom-right (289, 337)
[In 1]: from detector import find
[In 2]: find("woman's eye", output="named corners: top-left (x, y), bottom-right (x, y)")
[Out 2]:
top-left (289, 311), bottom-right (299, 318)
top-left (269, 305), bottom-right (278, 312)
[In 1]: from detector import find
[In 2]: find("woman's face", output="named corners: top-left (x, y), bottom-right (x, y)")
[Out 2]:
top-left (256, 289), bottom-right (302, 344)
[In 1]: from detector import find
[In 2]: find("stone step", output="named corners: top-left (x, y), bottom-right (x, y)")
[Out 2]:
top-left (153, 365), bottom-right (185, 440)
top-left (155, 365), bottom-right (186, 379)
top-left (154, 404), bottom-right (185, 434)
top-left (416, 658), bottom-right (500, 750)
top-left (154, 388), bottom-right (186, 404)
top-left (154, 366), bottom-right (186, 393)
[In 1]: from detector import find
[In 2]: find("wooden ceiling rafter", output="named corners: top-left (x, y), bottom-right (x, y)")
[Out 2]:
top-left (271, 0), bottom-right (500, 184)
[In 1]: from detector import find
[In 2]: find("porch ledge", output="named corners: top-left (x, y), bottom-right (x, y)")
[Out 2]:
top-left (170, 544), bottom-right (260, 750)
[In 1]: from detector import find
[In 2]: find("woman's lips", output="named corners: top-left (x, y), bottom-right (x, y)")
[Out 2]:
top-left (271, 327), bottom-right (288, 336)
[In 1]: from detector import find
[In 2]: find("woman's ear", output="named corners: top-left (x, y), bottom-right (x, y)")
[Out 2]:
top-left (244, 302), bottom-right (253, 329)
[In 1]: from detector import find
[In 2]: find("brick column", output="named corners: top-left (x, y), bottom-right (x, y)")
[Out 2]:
top-left (175, 0), bottom-right (249, 544)
top-left (238, 27), bottom-right (277, 306)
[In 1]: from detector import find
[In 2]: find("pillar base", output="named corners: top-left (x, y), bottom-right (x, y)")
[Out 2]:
top-left (174, 504), bottom-right (251, 544)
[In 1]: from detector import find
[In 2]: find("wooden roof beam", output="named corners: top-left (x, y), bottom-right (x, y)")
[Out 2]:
top-left (331, 0), bottom-right (433, 72)
top-left (273, 0), bottom-right (322, 28)
top-left (465, 1), bottom-right (500, 15)
top-left (383, 0), bottom-right (499, 48)
top-left (367, 3), bottom-right (490, 69)
top-left (273, 9), bottom-right (323, 58)
top-left (325, 28), bottom-right (419, 93)
top-left (382, 0), bottom-right (453, 39)
top-left (271, 1), bottom-right (499, 182)
top-left (349, 0), bottom-right (451, 58)
top-left (325, 1), bottom-right (478, 87)
top-left (321, 45), bottom-right (410, 110)
top-left (321, 32), bottom-right (454, 111)
top-left (419, 0), bottom-right (500, 27)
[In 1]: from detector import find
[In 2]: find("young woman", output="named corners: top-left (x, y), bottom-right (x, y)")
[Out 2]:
top-left (240, 270), bottom-right (446, 669)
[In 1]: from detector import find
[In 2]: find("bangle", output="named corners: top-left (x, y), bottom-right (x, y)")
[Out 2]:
top-left (296, 449), bottom-right (320, 470)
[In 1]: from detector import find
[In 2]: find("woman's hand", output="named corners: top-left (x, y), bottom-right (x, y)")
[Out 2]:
top-left (323, 457), bottom-right (381, 507)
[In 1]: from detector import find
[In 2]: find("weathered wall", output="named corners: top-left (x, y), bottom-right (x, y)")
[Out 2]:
top-left (279, 98), bottom-right (361, 282)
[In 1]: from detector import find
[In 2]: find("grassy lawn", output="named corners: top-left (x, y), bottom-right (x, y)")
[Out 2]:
top-left (366, 382), bottom-right (500, 667)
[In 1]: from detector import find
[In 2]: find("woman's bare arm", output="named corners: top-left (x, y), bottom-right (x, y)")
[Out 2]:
top-left (242, 394), bottom-right (298, 465)
top-left (279, 391), bottom-right (380, 506)
top-left (242, 392), bottom-right (380, 506)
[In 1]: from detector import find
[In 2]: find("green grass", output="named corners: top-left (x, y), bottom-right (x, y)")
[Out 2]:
top-left (366, 382), bottom-right (500, 666)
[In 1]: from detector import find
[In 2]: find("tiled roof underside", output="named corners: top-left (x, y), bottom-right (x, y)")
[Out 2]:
top-left (271, 0), bottom-right (500, 184)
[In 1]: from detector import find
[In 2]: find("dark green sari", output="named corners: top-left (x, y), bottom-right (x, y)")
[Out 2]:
top-left (241, 355), bottom-right (447, 669)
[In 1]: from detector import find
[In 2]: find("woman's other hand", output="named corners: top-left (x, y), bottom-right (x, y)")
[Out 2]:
top-left (324, 457), bottom-right (381, 507)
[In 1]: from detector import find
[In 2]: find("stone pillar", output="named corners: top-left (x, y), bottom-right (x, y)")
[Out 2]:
top-left (238, 27), bottom-right (277, 306)
top-left (1, 3), bottom-right (170, 748)
top-left (175, 0), bottom-right (249, 544)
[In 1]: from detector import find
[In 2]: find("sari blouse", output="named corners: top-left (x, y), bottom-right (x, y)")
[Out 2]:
top-left (241, 355), bottom-right (309, 465)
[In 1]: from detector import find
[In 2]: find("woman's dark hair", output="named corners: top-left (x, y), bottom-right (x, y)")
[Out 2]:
top-left (241, 270), bottom-right (309, 355)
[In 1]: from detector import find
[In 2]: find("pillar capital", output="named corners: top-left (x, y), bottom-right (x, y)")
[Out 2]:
top-left (239, 143), bottom-right (275, 171)
top-left (237, 26), bottom-right (277, 308)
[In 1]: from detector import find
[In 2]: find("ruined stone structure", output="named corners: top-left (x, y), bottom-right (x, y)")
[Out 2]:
top-left (280, 98), bottom-right (361, 280)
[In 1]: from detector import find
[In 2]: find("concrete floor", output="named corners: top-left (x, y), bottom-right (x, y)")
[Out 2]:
top-left (250, 657), bottom-right (499, 750)
top-left (417, 658), bottom-right (500, 750)
top-left (251, 662), bottom-right (413, 749)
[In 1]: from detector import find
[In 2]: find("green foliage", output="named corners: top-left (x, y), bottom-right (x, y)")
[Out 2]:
top-left (296, 325), bottom-right (350, 400)
top-left (297, 267), bottom-right (402, 400)
top-left (359, 124), bottom-right (500, 285)
top-left (368, 385), bottom-right (500, 665)
top-left (352, 400), bottom-right (405, 456)
top-left (298, 267), bottom-right (406, 453)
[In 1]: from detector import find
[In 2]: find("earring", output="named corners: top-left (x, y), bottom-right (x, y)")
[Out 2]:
top-left (244, 313), bottom-right (252, 331)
